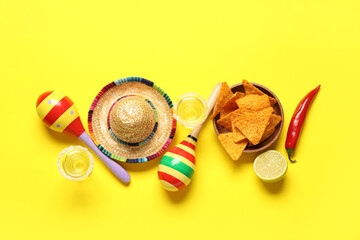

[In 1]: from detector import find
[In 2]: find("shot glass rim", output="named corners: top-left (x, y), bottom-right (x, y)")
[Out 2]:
top-left (57, 145), bottom-right (94, 181)
top-left (173, 92), bottom-right (208, 128)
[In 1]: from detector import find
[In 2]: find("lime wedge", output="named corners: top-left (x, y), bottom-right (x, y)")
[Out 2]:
top-left (254, 150), bottom-right (288, 183)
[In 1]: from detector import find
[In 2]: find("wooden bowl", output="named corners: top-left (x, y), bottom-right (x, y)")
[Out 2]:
top-left (213, 83), bottom-right (284, 153)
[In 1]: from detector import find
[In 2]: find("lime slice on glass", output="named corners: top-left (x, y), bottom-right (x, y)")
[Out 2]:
top-left (254, 150), bottom-right (287, 183)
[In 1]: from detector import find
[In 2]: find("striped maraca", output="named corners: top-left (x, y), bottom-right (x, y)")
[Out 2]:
top-left (36, 91), bottom-right (130, 183)
top-left (158, 83), bottom-right (221, 191)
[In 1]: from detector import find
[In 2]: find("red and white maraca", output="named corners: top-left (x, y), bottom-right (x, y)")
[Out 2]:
top-left (36, 91), bottom-right (130, 183)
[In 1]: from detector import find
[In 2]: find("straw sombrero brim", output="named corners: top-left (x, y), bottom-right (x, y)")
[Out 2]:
top-left (88, 77), bottom-right (177, 163)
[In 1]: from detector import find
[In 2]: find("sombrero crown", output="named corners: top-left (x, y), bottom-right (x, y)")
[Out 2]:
top-left (108, 95), bottom-right (158, 145)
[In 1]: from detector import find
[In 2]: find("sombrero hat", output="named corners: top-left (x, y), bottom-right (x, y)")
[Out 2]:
top-left (88, 77), bottom-right (177, 163)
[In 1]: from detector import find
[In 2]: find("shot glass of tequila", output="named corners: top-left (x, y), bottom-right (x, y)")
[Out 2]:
top-left (57, 146), bottom-right (94, 181)
top-left (173, 93), bottom-right (207, 128)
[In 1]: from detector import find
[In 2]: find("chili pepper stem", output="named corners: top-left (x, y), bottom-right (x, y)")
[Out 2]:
top-left (286, 148), bottom-right (297, 163)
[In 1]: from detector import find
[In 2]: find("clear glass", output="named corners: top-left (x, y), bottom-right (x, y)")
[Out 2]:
top-left (57, 145), bottom-right (94, 181)
top-left (173, 92), bottom-right (207, 128)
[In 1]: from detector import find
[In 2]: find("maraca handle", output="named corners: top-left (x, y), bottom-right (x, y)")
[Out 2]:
top-left (190, 82), bottom-right (222, 138)
top-left (79, 132), bottom-right (131, 183)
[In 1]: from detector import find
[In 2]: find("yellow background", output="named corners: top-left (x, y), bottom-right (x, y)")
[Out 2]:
top-left (1, 0), bottom-right (359, 239)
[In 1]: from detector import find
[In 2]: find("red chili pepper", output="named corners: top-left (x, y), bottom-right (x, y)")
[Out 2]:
top-left (285, 85), bottom-right (320, 163)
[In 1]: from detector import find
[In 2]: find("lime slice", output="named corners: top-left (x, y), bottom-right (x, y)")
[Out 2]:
top-left (254, 150), bottom-right (287, 183)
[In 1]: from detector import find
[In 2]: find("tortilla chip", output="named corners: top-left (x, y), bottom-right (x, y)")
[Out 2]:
top-left (220, 92), bottom-right (244, 118)
top-left (242, 80), bottom-right (277, 105)
top-left (229, 108), bottom-right (246, 118)
top-left (260, 114), bottom-right (282, 142)
top-left (217, 112), bottom-right (233, 131)
top-left (235, 94), bottom-right (270, 112)
top-left (218, 133), bottom-right (248, 161)
top-left (248, 114), bottom-right (282, 146)
top-left (234, 107), bottom-right (273, 145)
top-left (231, 115), bottom-right (247, 142)
top-left (249, 127), bottom-right (276, 146)
top-left (261, 126), bottom-right (276, 142)
top-left (210, 82), bottom-right (233, 119)
top-left (232, 126), bottom-right (247, 143)
top-left (268, 114), bottom-right (282, 128)
top-left (217, 108), bottom-right (245, 131)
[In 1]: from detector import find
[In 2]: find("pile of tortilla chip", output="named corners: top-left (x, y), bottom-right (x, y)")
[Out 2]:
top-left (212, 80), bottom-right (282, 161)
